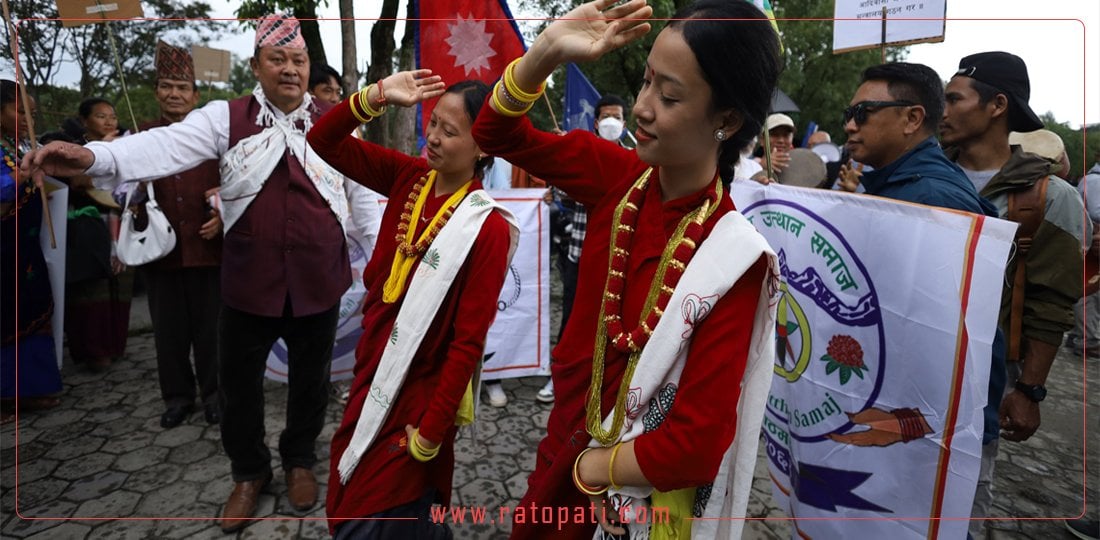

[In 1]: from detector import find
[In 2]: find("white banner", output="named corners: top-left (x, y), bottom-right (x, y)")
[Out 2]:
top-left (264, 188), bottom-right (550, 382)
top-left (41, 178), bottom-right (69, 368)
top-left (833, 0), bottom-right (947, 53)
top-left (731, 182), bottom-right (1014, 539)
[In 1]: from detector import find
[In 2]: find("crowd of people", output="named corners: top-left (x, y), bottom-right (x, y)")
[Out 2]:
top-left (4, 0), bottom-right (1098, 538)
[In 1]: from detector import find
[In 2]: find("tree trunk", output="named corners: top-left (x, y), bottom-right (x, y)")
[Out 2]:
top-left (364, 0), bottom-right (399, 147)
top-left (392, 0), bottom-right (417, 155)
top-left (338, 0), bottom-right (358, 96)
top-left (294, 3), bottom-right (327, 67)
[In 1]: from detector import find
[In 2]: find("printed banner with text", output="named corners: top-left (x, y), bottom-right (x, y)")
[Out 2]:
top-left (731, 182), bottom-right (1015, 539)
top-left (264, 189), bottom-right (549, 382)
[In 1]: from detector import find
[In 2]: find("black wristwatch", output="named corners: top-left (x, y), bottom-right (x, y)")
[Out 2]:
top-left (1014, 381), bottom-right (1047, 403)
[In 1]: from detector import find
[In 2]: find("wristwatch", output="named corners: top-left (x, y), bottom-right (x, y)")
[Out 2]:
top-left (1014, 381), bottom-right (1047, 403)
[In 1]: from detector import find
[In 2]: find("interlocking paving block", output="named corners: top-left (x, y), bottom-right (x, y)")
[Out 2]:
top-left (2, 499), bottom-right (78, 537)
top-left (112, 446), bottom-right (169, 473)
top-left (474, 455), bottom-right (518, 482)
top-left (44, 435), bottom-right (106, 461)
top-left (65, 470), bottom-right (129, 502)
top-left (54, 454), bottom-right (117, 481)
top-left (85, 518), bottom-right (157, 539)
top-left (9, 457), bottom-right (58, 486)
top-left (238, 516), bottom-right (301, 539)
top-left (457, 478), bottom-right (509, 511)
top-left (134, 481), bottom-right (203, 516)
top-left (126, 464), bottom-right (183, 494)
top-left (88, 416), bottom-right (145, 439)
top-left (25, 522), bottom-right (93, 539)
top-left (82, 407), bottom-right (131, 424)
top-left (71, 391), bottom-right (125, 411)
top-left (150, 502), bottom-right (220, 539)
top-left (99, 430), bottom-right (156, 456)
top-left (74, 489), bottom-right (141, 519)
top-left (153, 425), bottom-right (204, 449)
top-left (13, 478), bottom-right (68, 510)
top-left (103, 368), bottom-right (145, 384)
top-left (179, 455), bottom-right (230, 484)
top-left (504, 471), bottom-right (529, 500)
top-left (29, 408), bottom-right (86, 430)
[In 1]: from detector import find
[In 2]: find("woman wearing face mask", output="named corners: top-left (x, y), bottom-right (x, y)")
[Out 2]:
top-left (307, 73), bottom-right (518, 539)
top-left (473, 0), bottom-right (782, 538)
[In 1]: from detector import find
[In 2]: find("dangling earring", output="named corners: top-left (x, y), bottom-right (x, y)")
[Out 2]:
top-left (714, 129), bottom-right (726, 142)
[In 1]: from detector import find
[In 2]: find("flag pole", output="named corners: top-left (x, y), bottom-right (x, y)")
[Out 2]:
top-left (1, 0), bottom-right (57, 248)
top-left (98, 9), bottom-right (141, 133)
top-left (542, 93), bottom-right (559, 131)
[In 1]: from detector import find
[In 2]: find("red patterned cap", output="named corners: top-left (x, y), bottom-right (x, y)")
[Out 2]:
top-left (155, 40), bottom-right (194, 82)
top-left (255, 14), bottom-right (306, 49)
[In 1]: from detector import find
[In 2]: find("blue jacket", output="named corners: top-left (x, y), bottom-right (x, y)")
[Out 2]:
top-left (861, 136), bottom-right (996, 216)
top-left (860, 135), bottom-right (1003, 444)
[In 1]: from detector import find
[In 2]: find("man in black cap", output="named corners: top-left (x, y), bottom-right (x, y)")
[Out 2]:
top-left (941, 50), bottom-right (1090, 539)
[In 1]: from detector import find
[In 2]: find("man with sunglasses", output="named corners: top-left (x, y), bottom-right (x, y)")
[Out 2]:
top-left (842, 62), bottom-right (992, 213)
top-left (940, 51), bottom-right (1090, 540)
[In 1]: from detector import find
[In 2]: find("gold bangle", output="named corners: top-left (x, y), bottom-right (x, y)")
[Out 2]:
top-left (359, 84), bottom-right (386, 118)
top-left (573, 448), bottom-right (609, 496)
top-left (503, 58), bottom-right (546, 102)
top-left (348, 95), bottom-right (372, 124)
top-left (491, 83), bottom-right (531, 118)
top-left (608, 443), bottom-right (623, 490)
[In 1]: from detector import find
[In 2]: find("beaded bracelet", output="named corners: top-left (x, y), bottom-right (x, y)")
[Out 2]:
top-left (572, 448), bottom-right (609, 496)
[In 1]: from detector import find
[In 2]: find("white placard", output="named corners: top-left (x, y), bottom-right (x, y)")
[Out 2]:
top-left (833, 0), bottom-right (947, 53)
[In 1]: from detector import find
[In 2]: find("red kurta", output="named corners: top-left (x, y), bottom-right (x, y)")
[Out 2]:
top-left (307, 100), bottom-right (512, 528)
top-left (473, 106), bottom-right (766, 538)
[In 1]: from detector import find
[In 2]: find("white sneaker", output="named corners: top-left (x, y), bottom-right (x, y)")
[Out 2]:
top-left (485, 382), bottom-right (508, 408)
top-left (536, 379), bottom-right (555, 403)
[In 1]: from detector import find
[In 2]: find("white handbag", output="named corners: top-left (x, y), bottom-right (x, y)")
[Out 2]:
top-left (117, 182), bottom-right (177, 266)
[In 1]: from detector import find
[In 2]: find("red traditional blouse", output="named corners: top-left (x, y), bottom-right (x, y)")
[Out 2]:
top-left (473, 105), bottom-right (766, 539)
top-left (308, 99), bottom-right (512, 528)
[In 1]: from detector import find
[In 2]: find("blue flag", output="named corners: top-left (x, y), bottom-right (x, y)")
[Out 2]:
top-left (563, 63), bottom-right (601, 132)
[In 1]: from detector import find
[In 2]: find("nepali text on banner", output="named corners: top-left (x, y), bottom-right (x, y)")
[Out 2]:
top-left (731, 182), bottom-right (1015, 539)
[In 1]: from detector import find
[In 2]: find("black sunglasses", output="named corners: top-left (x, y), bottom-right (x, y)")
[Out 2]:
top-left (843, 100), bottom-right (916, 126)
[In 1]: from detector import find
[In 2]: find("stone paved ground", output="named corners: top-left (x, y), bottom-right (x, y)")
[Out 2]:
top-left (1, 295), bottom-right (1096, 539)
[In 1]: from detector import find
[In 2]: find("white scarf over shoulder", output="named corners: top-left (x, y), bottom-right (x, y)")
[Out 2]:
top-left (593, 210), bottom-right (779, 540)
top-left (218, 85), bottom-right (349, 233)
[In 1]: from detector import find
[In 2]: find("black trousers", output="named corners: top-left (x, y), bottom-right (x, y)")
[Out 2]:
top-left (142, 266), bottom-right (221, 408)
top-left (218, 302), bottom-right (337, 481)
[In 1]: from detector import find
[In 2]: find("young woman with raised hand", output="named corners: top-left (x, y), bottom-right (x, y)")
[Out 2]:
top-left (307, 73), bottom-right (518, 539)
top-left (472, 0), bottom-right (782, 537)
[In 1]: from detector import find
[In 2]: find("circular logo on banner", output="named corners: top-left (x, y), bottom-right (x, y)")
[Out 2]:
top-left (743, 199), bottom-right (885, 443)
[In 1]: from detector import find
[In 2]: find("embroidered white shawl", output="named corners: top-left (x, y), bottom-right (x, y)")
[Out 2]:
top-left (337, 190), bottom-right (519, 484)
top-left (592, 210), bottom-right (779, 540)
top-left (218, 85), bottom-right (349, 233)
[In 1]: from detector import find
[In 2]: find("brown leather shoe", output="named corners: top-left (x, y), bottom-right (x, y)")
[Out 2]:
top-left (285, 467), bottom-right (318, 512)
top-left (220, 473), bottom-right (271, 533)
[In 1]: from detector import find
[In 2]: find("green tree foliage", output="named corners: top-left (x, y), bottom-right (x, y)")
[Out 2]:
top-left (235, 0), bottom-right (328, 67)
top-left (1041, 114), bottom-right (1100, 181)
top-left (771, 0), bottom-right (905, 142)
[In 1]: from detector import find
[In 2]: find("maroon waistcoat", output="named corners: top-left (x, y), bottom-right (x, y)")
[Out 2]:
top-left (140, 117), bottom-right (222, 270)
top-left (223, 96), bottom-right (350, 317)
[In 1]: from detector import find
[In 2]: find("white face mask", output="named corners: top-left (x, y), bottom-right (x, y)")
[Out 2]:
top-left (596, 117), bottom-right (625, 141)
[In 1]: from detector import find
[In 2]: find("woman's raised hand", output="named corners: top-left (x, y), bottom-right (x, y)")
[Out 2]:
top-left (539, 0), bottom-right (653, 65)
top-left (377, 69), bottom-right (446, 108)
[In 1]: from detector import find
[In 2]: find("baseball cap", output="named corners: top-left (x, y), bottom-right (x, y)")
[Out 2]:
top-left (955, 51), bottom-right (1043, 132)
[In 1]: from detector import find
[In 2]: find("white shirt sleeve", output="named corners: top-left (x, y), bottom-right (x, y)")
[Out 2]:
top-left (87, 100), bottom-right (230, 190)
top-left (345, 181), bottom-right (383, 255)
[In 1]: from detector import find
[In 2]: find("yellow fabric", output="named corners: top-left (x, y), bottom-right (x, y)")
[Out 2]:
top-left (650, 487), bottom-right (695, 539)
top-left (381, 171), bottom-right (471, 303)
top-left (455, 380), bottom-right (475, 426)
